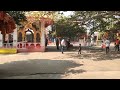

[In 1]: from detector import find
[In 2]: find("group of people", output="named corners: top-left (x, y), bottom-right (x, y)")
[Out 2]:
top-left (46, 35), bottom-right (120, 55)
top-left (101, 38), bottom-right (120, 54)
top-left (78, 37), bottom-right (120, 55)
top-left (55, 37), bottom-right (70, 54)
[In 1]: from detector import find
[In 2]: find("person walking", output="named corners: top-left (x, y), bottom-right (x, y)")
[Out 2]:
top-left (115, 39), bottom-right (120, 52)
top-left (78, 44), bottom-right (81, 54)
top-left (66, 38), bottom-right (70, 50)
top-left (45, 37), bottom-right (48, 47)
top-left (105, 38), bottom-right (110, 54)
top-left (61, 38), bottom-right (66, 54)
top-left (56, 37), bottom-right (60, 50)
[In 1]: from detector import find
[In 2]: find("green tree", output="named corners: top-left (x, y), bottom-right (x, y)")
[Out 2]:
top-left (54, 17), bottom-right (86, 38)
top-left (68, 11), bottom-right (120, 41)
top-left (5, 11), bottom-right (27, 25)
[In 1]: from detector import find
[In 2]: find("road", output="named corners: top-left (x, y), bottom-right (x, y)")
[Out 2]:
top-left (0, 44), bottom-right (120, 79)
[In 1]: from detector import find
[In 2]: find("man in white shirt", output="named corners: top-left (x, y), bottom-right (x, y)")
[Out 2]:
top-left (61, 38), bottom-right (66, 54)
top-left (105, 38), bottom-right (110, 54)
top-left (61, 39), bottom-right (66, 46)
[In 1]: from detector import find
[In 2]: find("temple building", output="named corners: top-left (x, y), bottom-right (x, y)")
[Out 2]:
top-left (0, 11), bottom-right (53, 53)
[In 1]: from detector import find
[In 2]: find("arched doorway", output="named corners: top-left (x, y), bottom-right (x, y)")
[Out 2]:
top-left (25, 28), bottom-right (34, 42)
top-left (36, 33), bottom-right (40, 43)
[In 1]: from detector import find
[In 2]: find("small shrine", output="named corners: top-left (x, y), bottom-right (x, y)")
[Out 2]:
top-left (0, 11), bottom-right (54, 53)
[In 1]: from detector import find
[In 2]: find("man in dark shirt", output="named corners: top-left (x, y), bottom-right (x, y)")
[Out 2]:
top-left (56, 37), bottom-right (60, 50)
top-left (45, 38), bottom-right (48, 47)
top-left (115, 39), bottom-right (120, 52)
top-left (78, 44), bottom-right (81, 54)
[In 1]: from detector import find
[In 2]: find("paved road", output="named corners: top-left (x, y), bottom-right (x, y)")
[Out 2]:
top-left (0, 44), bottom-right (120, 79)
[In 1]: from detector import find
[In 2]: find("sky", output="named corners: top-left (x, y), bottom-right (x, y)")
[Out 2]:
top-left (62, 11), bottom-right (74, 17)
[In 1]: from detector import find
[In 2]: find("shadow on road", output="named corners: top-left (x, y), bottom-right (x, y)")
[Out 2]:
top-left (47, 45), bottom-right (120, 61)
top-left (46, 46), bottom-right (80, 52)
top-left (0, 59), bottom-right (85, 79)
top-left (66, 47), bottom-right (120, 61)
top-left (67, 69), bottom-right (86, 74)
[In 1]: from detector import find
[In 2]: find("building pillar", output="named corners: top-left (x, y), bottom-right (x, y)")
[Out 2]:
top-left (0, 31), bottom-right (3, 47)
top-left (40, 19), bottom-right (46, 52)
top-left (34, 31), bottom-right (36, 43)
top-left (22, 31), bottom-right (25, 42)
top-left (13, 25), bottom-right (18, 48)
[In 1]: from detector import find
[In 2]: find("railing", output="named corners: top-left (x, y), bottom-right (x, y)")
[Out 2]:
top-left (17, 42), bottom-right (26, 49)
top-left (17, 42), bottom-right (41, 49)
top-left (3, 43), bottom-right (13, 48)
top-left (0, 42), bottom-right (41, 49)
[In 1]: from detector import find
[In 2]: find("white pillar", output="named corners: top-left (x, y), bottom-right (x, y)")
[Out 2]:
top-left (0, 31), bottom-right (3, 47)
top-left (13, 25), bottom-right (18, 48)
top-left (40, 20), bottom-right (46, 52)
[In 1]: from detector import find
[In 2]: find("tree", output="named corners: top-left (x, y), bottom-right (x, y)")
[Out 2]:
top-left (0, 11), bottom-right (16, 42)
top-left (71, 11), bottom-right (120, 33)
top-left (54, 17), bottom-right (86, 38)
top-left (5, 11), bottom-right (27, 25)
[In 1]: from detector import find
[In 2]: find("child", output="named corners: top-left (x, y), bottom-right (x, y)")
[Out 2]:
top-left (101, 41), bottom-right (105, 50)
top-left (78, 44), bottom-right (81, 54)
top-left (105, 38), bottom-right (110, 54)
top-left (61, 45), bottom-right (64, 54)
